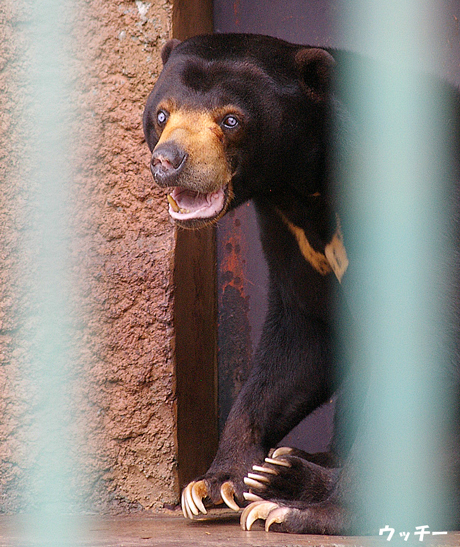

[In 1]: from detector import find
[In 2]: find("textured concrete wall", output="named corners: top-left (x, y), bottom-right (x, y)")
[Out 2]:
top-left (0, 1), bottom-right (29, 514)
top-left (0, 0), bottom-right (178, 512)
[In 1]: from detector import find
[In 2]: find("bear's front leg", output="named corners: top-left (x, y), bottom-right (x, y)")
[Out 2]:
top-left (181, 393), bottom-right (267, 517)
top-left (181, 309), bottom-right (334, 518)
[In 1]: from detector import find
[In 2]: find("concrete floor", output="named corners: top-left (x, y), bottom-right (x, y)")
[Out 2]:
top-left (1, 511), bottom-right (459, 547)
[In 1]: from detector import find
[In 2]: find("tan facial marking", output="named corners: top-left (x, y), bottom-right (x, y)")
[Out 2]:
top-left (156, 108), bottom-right (231, 192)
top-left (209, 124), bottom-right (224, 142)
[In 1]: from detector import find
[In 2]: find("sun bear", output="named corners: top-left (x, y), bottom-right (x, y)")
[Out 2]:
top-left (143, 33), bottom-right (460, 534)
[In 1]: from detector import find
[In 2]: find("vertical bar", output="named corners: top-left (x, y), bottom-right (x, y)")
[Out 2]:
top-left (339, 1), bottom-right (454, 533)
top-left (19, 0), bottom-right (83, 544)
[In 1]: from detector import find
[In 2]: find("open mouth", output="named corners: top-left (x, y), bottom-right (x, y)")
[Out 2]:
top-left (166, 186), bottom-right (228, 222)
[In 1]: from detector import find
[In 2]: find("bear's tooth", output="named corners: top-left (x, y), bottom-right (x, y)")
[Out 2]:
top-left (167, 194), bottom-right (180, 212)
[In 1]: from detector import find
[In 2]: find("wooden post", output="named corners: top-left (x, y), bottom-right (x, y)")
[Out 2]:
top-left (171, 0), bottom-right (218, 488)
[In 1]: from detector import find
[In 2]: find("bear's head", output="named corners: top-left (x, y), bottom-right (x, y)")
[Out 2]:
top-left (143, 34), bottom-right (335, 228)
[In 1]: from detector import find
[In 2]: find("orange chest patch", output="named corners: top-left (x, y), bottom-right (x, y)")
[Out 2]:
top-left (278, 210), bottom-right (349, 282)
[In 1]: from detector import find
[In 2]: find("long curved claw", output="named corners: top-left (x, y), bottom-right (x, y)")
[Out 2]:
top-left (265, 456), bottom-right (291, 467)
top-left (191, 480), bottom-right (208, 514)
top-left (221, 481), bottom-right (240, 511)
top-left (243, 492), bottom-right (264, 502)
top-left (182, 482), bottom-right (199, 518)
top-left (181, 487), bottom-right (192, 519)
top-left (265, 506), bottom-right (291, 532)
top-left (181, 480), bottom-right (209, 519)
top-left (271, 446), bottom-right (294, 459)
top-left (244, 476), bottom-right (267, 491)
top-left (240, 500), bottom-right (280, 531)
top-left (252, 464), bottom-right (277, 475)
top-left (244, 459), bottom-right (285, 492)
top-left (247, 472), bottom-right (270, 483)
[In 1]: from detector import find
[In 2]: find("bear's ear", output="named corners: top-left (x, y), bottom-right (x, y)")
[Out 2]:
top-left (295, 47), bottom-right (335, 102)
top-left (161, 39), bottom-right (181, 65)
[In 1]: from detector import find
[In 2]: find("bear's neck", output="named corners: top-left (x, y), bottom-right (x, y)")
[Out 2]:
top-left (254, 186), bottom-right (334, 248)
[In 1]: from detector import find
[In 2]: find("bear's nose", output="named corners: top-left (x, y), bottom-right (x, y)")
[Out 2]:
top-left (150, 142), bottom-right (187, 187)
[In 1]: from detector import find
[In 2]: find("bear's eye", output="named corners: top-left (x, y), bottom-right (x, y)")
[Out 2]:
top-left (222, 115), bottom-right (239, 130)
top-left (157, 109), bottom-right (168, 126)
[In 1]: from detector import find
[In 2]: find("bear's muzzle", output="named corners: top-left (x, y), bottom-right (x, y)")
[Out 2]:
top-left (150, 142), bottom-right (188, 187)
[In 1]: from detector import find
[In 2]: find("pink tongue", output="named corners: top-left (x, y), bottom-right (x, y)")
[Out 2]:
top-left (169, 187), bottom-right (226, 220)
top-left (175, 189), bottom-right (208, 211)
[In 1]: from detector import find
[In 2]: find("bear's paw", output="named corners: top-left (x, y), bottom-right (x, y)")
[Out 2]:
top-left (181, 479), bottom-right (240, 519)
top-left (240, 500), bottom-right (290, 532)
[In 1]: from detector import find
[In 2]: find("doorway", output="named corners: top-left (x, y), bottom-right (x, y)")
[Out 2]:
top-left (213, 0), bottom-right (460, 454)
top-left (214, 1), bottom-right (340, 453)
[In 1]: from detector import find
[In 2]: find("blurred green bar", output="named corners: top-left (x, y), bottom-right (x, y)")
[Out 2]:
top-left (20, 0), bottom-right (83, 544)
top-left (339, 0), bottom-right (454, 534)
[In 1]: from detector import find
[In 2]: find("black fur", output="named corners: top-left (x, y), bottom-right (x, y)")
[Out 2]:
top-left (143, 33), bottom-right (460, 534)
